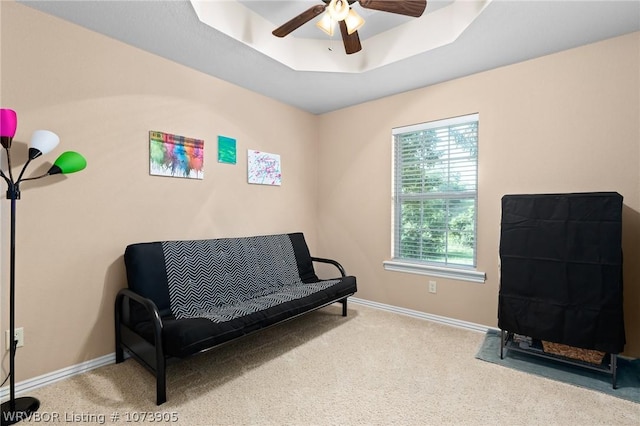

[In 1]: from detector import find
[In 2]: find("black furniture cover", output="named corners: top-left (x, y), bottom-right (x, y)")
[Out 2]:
top-left (498, 192), bottom-right (625, 354)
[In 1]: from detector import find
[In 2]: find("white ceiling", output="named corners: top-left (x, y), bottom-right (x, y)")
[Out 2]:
top-left (17, 0), bottom-right (640, 115)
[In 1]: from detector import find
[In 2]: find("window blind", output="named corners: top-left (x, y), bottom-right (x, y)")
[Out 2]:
top-left (393, 113), bottom-right (478, 267)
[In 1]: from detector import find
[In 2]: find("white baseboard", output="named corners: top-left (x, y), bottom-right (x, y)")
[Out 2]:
top-left (349, 297), bottom-right (498, 334)
top-left (0, 353), bottom-right (115, 400)
top-left (1, 298), bottom-right (496, 400)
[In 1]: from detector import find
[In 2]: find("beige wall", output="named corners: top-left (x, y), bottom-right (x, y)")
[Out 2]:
top-left (317, 31), bottom-right (640, 357)
top-left (0, 2), bottom-right (319, 381)
top-left (1, 1), bottom-right (639, 388)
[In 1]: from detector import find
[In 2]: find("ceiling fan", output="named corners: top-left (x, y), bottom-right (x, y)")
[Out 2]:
top-left (272, 0), bottom-right (428, 55)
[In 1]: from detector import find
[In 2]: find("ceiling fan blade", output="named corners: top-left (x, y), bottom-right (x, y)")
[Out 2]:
top-left (358, 0), bottom-right (427, 17)
top-left (272, 4), bottom-right (327, 37)
top-left (339, 20), bottom-right (362, 55)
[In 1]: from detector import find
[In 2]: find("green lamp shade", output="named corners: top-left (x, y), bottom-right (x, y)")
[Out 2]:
top-left (48, 151), bottom-right (87, 175)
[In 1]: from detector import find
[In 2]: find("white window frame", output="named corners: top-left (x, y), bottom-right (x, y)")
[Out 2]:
top-left (383, 113), bottom-right (486, 283)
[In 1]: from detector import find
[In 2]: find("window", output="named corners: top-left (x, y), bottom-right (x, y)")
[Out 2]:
top-left (384, 113), bottom-right (485, 283)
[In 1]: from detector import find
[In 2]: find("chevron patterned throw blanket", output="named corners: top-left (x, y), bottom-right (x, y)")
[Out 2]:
top-left (162, 234), bottom-right (339, 323)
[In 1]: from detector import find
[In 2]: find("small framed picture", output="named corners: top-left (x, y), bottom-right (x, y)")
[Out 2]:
top-left (247, 150), bottom-right (281, 186)
top-left (149, 131), bottom-right (204, 180)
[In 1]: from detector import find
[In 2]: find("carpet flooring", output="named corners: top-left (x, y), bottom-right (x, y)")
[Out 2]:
top-left (14, 304), bottom-right (640, 424)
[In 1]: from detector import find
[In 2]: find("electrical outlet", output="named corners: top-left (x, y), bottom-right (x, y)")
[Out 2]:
top-left (428, 280), bottom-right (437, 294)
top-left (5, 327), bottom-right (24, 350)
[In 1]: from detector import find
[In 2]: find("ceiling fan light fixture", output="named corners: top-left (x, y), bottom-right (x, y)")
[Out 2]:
top-left (344, 9), bottom-right (365, 35)
top-left (316, 12), bottom-right (335, 36)
top-left (327, 0), bottom-right (350, 21)
top-left (272, 0), bottom-right (428, 56)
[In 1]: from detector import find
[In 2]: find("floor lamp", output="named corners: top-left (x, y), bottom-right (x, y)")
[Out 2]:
top-left (0, 108), bottom-right (86, 425)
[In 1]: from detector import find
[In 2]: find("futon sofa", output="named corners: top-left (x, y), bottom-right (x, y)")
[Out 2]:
top-left (114, 232), bottom-right (357, 404)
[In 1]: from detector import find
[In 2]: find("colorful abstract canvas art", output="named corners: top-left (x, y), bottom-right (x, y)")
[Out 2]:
top-left (218, 135), bottom-right (237, 164)
top-left (247, 150), bottom-right (281, 186)
top-left (149, 131), bottom-right (204, 179)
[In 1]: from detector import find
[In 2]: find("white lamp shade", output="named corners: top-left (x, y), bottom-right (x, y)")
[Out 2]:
top-left (30, 130), bottom-right (60, 155)
top-left (344, 9), bottom-right (365, 35)
top-left (328, 0), bottom-right (349, 21)
top-left (316, 12), bottom-right (335, 36)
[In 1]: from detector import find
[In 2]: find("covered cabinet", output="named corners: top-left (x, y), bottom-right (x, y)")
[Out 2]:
top-left (498, 192), bottom-right (625, 354)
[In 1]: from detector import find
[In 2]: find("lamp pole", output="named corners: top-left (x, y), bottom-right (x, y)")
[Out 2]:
top-left (1, 184), bottom-right (40, 426)
top-left (0, 109), bottom-right (86, 425)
